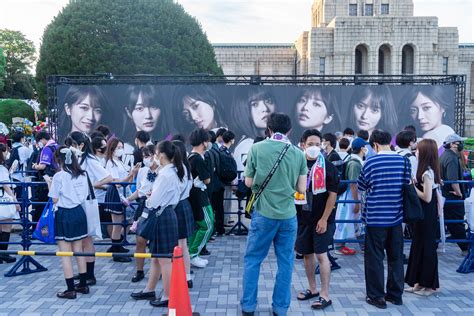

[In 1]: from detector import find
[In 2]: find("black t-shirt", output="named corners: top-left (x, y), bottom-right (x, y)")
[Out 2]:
top-left (188, 153), bottom-right (211, 217)
top-left (440, 149), bottom-right (464, 199)
top-left (133, 147), bottom-right (143, 166)
top-left (297, 158), bottom-right (339, 226)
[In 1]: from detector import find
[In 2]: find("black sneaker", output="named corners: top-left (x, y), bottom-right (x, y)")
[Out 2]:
top-left (366, 297), bottom-right (387, 309)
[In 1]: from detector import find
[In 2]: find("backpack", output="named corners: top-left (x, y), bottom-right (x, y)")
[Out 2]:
top-left (203, 147), bottom-right (222, 193)
top-left (6, 145), bottom-right (23, 172)
top-left (333, 154), bottom-right (351, 195)
top-left (217, 147), bottom-right (237, 184)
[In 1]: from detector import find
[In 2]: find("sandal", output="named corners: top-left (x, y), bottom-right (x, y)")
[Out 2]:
top-left (297, 289), bottom-right (320, 301)
top-left (414, 288), bottom-right (434, 297)
top-left (311, 296), bottom-right (332, 310)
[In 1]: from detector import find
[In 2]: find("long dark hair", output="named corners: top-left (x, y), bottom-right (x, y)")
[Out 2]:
top-left (157, 141), bottom-right (184, 181)
top-left (231, 86), bottom-right (277, 140)
top-left (54, 146), bottom-right (85, 178)
top-left (172, 140), bottom-right (191, 180)
top-left (172, 85), bottom-right (225, 135)
top-left (58, 85), bottom-right (110, 142)
top-left (105, 138), bottom-right (123, 167)
top-left (69, 131), bottom-right (94, 165)
top-left (346, 86), bottom-right (398, 135)
top-left (0, 143), bottom-right (7, 166)
top-left (416, 139), bottom-right (441, 185)
top-left (122, 85), bottom-right (167, 144)
top-left (399, 85), bottom-right (454, 137)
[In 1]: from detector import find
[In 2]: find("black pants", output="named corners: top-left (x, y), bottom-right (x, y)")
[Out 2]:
top-left (444, 201), bottom-right (468, 251)
top-left (365, 225), bottom-right (404, 301)
top-left (212, 188), bottom-right (225, 235)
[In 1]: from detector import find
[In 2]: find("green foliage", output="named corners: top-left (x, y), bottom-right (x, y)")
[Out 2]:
top-left (36, 0), bottom-right (223, 109)
top-left (0, 48), bottom-right (5, 93)
top-left (0, 29), bottom-right (36, 99)
top-left (0, 99), bottom-right (35, 125)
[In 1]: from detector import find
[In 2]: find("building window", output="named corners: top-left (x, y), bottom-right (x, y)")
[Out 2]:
top-left (355, 45), bottom-right (368, 74)
top-left (349, 4), bottom-right (357, 16)
top-left (378, 44), bottom-right (392, 74)
top-left (364, 4), bottom-right (373, 16)
top-left (402, 44), bottom-right (415, 74)
top-left (443, 57), bottom-right (449, 74)
top-left (319, 57), bottom-right (326, 75)
top-left (381, 4), bottom-right (390, 15)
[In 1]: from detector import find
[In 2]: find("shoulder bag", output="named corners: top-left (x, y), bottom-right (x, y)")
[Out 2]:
top-left (245, 144), bottom-right (291, 215)
top-left (402, 157), bottom-right (424, 223)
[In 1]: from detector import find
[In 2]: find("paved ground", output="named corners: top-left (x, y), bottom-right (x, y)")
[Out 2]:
top-left (0, 230), bottom-right (473, 316)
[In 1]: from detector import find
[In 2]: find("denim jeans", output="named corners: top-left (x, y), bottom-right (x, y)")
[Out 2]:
top-left (241, 211), bottom-right (297, 315)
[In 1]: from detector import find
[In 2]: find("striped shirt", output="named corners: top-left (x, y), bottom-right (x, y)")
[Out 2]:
top-left (357, 151), bottom-right (411, 227)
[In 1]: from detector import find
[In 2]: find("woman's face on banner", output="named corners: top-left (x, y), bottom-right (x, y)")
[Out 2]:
top-left (182, 97), bottom-right (216, 130)
top-left (409, 92), bottom-right (444, 132)
top-left (65, 94), bottom-right (102, 134)
top-left (296, 91), bottom-right (332, 130)
top-left (130, 92), bottom-right (161, 133)
top-left (250, 96), bottom-right (275, 129)
top-left (353, 94), bottom-right (381, 134)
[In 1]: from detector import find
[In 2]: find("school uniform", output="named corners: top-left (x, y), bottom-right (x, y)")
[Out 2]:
top-left (0, 164), bottom-right (17, 263)
top-left (49, 171), bottom-right (88, 242)
top-left (105, 158), bottom-right (130, 215)
top-left (174, 166), bottom-right (195, 239)
top-left (145, 164), bottom-right (180, 255)
top-left (134, 166), bottom-right (156, 236)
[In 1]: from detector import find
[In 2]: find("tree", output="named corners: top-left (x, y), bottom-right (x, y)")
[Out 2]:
top-left (36, 0), bottom-right (223, 108)
top-left (0, 48), bottom-right (5, 93)
top-left (0, 29), bottom-right (36, 99)
top-left (0, 99), bottom-right (35, 125)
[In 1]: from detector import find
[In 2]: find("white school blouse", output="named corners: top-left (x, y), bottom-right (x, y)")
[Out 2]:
top-left (81, 156), bottom-right (111, 203)
top-left (136, 167), bottom-right (154, 198)
top-left (179, 165), bottom-right (192, 201)
top-left (146, 164), bottom-right (180, 210)
top-left (48, 170), bottom-right (88, 208)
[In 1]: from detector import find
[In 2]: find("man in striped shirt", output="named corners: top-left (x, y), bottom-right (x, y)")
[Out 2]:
top-left (357, 130), bottom-right (411, 309)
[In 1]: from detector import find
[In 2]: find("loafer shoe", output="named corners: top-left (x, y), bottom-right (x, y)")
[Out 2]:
top-left (385, 295), bottom-right (403, 305)
top-left (150, 298), bottom-right (168, 307)
top-left (131, 271), bottom-right (145, 283)
top-left (74, 285), bottom-right (90, 294)
top-left (57, 290), bottom-right (77, 299)
top-left (366, 296), bottom-right (387, 309)
top-left (113, 256), bottom-right (132, 263)
top-left (131, 291), bottom-right (156, 300)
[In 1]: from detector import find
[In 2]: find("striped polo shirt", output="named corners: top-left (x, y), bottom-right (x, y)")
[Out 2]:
top-left (357, 151), bottom-right (411, 227)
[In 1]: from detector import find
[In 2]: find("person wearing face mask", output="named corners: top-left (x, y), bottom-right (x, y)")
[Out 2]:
top-left (334, 138), bottom-right (368, 256)
top-left (395, 130), bottom-right (418, 179)
top-left (104, 138), bottom-right (140, 262)
top-left (440, 134), bottom-right (469, 255)
top-left (91, 136), bottom-right (107, 166)
top-left (126, 144), bottom-right (156, 282)
top-left (187, 128), bottom-right (214, 269)
top-left (295, 129), bottom-right (338, 311)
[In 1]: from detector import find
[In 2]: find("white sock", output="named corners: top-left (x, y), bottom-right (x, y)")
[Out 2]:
top-left (161, 294), bottom-right (169, 301)
top-left (186, 273), bottom-right (192, 281)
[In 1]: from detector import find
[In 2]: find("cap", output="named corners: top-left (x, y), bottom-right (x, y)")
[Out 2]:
top-left (351, 137), bottom-right (369, 150)
top-left (443, 133), bottom-right (466, 145)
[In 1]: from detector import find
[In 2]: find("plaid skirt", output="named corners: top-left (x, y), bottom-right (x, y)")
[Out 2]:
top-left (174, 199), bottom-right (195, 239)
top-left (104, 185), bottom-right (124, 215)
top-left (55, 205), bottom-right (88, 242)
top-left (149, 205), bottom-right (179, 255)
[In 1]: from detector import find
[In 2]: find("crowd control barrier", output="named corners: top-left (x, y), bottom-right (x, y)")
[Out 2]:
top-left (1, 178), bottom-right (473, 277)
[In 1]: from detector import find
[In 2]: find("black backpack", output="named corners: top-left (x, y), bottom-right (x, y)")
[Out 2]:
top-left (203, 147), bottom-right (222, 194)
top-left (333, 154), bottom-right (351, 195)
top-left (6, 145), bottom-right (23, 172)
top-left (217, 147), bottom-right (237, 184)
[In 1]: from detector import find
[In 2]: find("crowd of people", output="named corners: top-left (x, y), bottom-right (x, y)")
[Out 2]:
top-left (0, 111), bottom-right (471, 315)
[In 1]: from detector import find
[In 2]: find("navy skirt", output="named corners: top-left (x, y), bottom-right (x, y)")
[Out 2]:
top-left (149, 205), bottom-right (179, 255)
top-left (174, 199), bottom-right (195, 239)
top-left (55, 205), bottom-right (88, 242)
top-left (104, 185), bottom-right (124, 215)
top-left (137, 207), bottom-right (159, 241)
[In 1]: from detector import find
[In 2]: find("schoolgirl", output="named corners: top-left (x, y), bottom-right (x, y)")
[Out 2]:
top-left (127, 144), bottom-right (156, 282)
top-left (68, 132), bottom-right (113, 286)
top-left (0, 144), bottom-right (19, 264)
top-left (47, 146), bottom-right (89, 299)
top-left (104, 138), bottom-right (140, 261)
top-left (131, 141), bottom-right (183, 307)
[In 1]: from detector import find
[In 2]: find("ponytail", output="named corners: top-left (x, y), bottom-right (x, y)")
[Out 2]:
top-left (158, 141), bottom-right (185, 181)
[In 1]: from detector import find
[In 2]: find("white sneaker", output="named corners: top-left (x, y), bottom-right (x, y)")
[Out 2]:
top-left (190, 256), bottom-right (207, 268)
top-left (198, 256), bottom-right (208, 264)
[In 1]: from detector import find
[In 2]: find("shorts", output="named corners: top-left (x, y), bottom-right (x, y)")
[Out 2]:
top-left (295, 222), bottom-right (335, 255)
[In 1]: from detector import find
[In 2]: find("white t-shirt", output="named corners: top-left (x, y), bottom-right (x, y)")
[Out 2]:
top-left (179, 166), bottom-right (193, 200)
top-left (233, 137), bottom-right (254, 176)
top-left (422, 168), bottom-right (439, 189)
top-left (49, 170), bottom-right (88, 208)
top-left (11, 143), bottom-right (33, 181)
top-left (81, 156), bottom-right (111, 203)
top-left (0, 165), bottom-right (10, 182)
top-left (136, 167), bottom-right (154, 198)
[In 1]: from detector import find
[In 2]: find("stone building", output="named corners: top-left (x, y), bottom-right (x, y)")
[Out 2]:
top-left (212, 0), bottom-right (474, 135)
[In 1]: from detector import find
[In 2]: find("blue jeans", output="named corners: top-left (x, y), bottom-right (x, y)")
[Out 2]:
top-left (241, 211), bottom-right (297, 315)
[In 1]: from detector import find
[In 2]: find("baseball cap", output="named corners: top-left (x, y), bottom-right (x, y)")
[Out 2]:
top-left (443, 133), bottom-right (467, 145)
top-left (351, 137), bottom-right (369, 150)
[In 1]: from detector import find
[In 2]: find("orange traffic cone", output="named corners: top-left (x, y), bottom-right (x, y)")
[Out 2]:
top-left (167, 246), bottom-right (198, 316)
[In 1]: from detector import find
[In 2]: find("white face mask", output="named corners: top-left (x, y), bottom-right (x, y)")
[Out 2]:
top-left (143, 158), bottom-right (152, 167)
top-left (114, 148), bottom-right (124, 158)
top-left (305, 146), bottom-right (321, 159)
top-left (321, 143), bottom-right (328, 151)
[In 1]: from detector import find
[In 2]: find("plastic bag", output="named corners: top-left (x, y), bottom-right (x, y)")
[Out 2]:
top-left (437, 187), bottom-right (447, 252)
top-left (33, 199), bottom-right (55, 244)
top-left (464, 188), bottom-right (474, 233)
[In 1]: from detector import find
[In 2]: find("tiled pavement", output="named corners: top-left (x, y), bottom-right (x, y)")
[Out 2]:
top-left (0, 231), bottom-right (473, 315)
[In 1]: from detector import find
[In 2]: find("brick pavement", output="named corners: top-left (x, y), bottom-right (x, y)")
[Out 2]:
top-left (0, 232), bottom-right (473, 315)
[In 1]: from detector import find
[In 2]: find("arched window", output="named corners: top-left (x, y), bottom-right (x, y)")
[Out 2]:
top-left (378, 44), bottom-right (392, 74)
top-left (355, 45), bottom-right (368, 74)
top-left (402, 44), bottom-right (415, 74)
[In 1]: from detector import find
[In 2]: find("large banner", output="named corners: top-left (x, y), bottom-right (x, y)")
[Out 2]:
top-left (56, 84), bottom-right (455, 167)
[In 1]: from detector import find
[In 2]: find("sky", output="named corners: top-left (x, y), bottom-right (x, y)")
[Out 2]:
top-left (0, 0), bottom-right (472, 57)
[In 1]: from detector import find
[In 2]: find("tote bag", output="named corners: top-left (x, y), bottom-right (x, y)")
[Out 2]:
top-left (0, 190), bottom-right (18, 220)
top-left (32, 199), bottom-right (55, 244)
top-left (402, 158), bottom-right (424, 223)
top-left (82, 173), bottom-right (102, 240)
